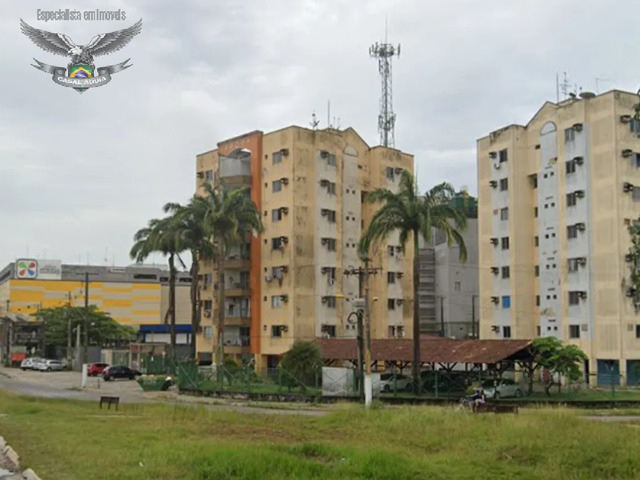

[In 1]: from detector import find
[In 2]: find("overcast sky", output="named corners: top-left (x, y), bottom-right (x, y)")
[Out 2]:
top-left (1, 0), bottom-right (638, 269)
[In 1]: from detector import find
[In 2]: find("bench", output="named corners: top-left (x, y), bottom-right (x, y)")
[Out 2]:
top-left (99, 396), bottom-right (120, 410)
top-left (475, 403), bottom-right (519, 414)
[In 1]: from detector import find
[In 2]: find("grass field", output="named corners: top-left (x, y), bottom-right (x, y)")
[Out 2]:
top-left (1, 391), bottom-right (640, 480)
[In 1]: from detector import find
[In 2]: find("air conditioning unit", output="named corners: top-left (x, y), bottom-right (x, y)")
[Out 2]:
top-left (396, 298), bottom-right (404, 306)
top-left (624, 182), bottom-right (635, 192)
top-left (281, 177), bottom-right (289, 185)
top-left (280, 207), bottom-right (289, 214)
top-left (574, 190), bottom-right (585, 198)
top-left (321, 267), bottom-right (329, 274)
top-left (576, 223), bottom-right (586, 231)
top-left (491, 325), bottom-right (499, 331)
top-left (490, 237), bottom-right (498, 246)
top-left (280, 295), bottom-right (289, 302)
top-left (491, 267), bottom-right (499, 274)
top-left (204, 310), bottom-right (211, 318)
top-left (622, 149), bottom-right (634, 158)
top-left (264, 275), bottom-right (272, 282)
top-left (394, 167), bottom-right (403, 174)
top-left (397, 273), bottom-right (404, 279)
top-left (282, 325), bottom-right (289, 332)
top-left (280, 236), bottom-right (289, 244)
top-left (626, 254), bottom-right (634, 263)
top-left (577, 257), bottom-right (587, 266)
top-left (320, 150), bottom-right (330, 158)
top-left (281, 266), bottom-right (289, 273)
top-left (621, 115), bottom-right (632, 123)
top-left (197, 172), bottom-right (204, 178)
top-left (572, 123), bottom-right (583, 132)
top-left (578, 291), bottom-right (587, 299)
top-left (320, 179), bottom-right (329, 186)
top-left (573, 156), bottom-right (584, 165)
top-left (489, 180), bottom-right (498, 188)
top-left (321, 238), bottom-right (328, 245)
top-left (398, 329), bottom-right (406, 338)
top-left (280, 148), bottom-right (289, 156)
top-left (627, 288), bottom-right (637, 298)
top-left (489, 151), bottom-right (497, 159)
top-left (321, 296), bottom-right (328, 303)
top-left (491, 296), bottom-right (499, 304)
top-left (493, 162), bottom-right (501, 170)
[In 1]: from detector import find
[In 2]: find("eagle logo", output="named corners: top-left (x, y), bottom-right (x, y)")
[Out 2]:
top-left (20, 19), bottom-right (142, 93)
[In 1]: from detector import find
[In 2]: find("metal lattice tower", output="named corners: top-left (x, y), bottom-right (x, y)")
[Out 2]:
top-left (369, 28), bottom-right (400, 147)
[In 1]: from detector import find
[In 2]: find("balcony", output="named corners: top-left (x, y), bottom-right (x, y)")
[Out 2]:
top-left (224, 255), bottom-right (250, 270)
top-left (223, 335), bottom-right (251, 354)
top-left (219, 156), bottom-right (251, 185)
top-left (224, 309), bottom-right (251, 327)
top-left (225, 282), bottom-right (250, 297)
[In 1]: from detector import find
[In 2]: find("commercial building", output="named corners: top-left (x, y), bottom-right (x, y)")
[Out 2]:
top-left (477, 89), bottom-right (640, 386)
top-left (195, 125), bottom-right (414, 369)
top-left (0, 259), bottom-right (192, 327)
top-left (418, 190), bottom-right (479, 339)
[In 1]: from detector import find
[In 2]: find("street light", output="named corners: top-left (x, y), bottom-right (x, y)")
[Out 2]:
top-left (346, 310), bottom-right (365, 401)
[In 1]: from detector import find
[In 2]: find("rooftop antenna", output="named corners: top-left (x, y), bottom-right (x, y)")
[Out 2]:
top-left (327, 100), bottom-right (331, 128)
top-left (370, 17), bottom-right (400, 147)
top-left (310, 111), bottom-right (319, 129)
top-left (559, 71), bottom-right (572, 100)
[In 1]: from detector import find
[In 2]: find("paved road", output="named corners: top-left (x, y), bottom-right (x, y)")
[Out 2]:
top-left (583, 415), bottom-right (640, 423)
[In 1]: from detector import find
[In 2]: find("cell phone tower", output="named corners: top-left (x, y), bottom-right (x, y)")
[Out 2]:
top-left (369, 21), bottom-right (400, 147)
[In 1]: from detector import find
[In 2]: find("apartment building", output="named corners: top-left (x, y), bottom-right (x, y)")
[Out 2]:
top-left (418, 191), bottom-right (479, 339)
top-left (194, 125), bottom-right (414, 369)
top-left (0, 259), bottom-right (192, 326)
top-left (477, 89), bottom-right (640, 386)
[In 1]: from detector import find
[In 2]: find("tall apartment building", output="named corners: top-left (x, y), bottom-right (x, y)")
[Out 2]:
top-left (194, 126), bottom-right (414, 369)
top-left (418, 191), bottom-right (479, 339)
top-left (477, 89), bottom-right (640, 386)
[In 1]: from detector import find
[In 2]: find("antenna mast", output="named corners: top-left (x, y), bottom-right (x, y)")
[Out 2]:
top-left (369, 19), bottom-right (400, 147)
top-left (310, 111), bottom-right (319, 129)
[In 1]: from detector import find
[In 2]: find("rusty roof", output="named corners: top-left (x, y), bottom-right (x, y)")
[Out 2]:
top-left (314, 338), bottom-right (533, 364)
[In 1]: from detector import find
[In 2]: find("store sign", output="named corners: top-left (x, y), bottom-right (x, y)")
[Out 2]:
top-left (15, 259), bottom-right (62, 280)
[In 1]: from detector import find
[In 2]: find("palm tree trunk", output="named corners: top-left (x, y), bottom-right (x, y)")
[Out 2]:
top-left (168, 253), bottom-right (177, 361)
top-left (412, 229), bottom-right (422, 396)
top-left (190, 253), bottom-right (199, 361)
top-left (215, 251), bottom-right (225, 382)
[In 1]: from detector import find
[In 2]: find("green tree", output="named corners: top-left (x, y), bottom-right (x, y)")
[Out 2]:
top-left (163, 196), bottom-right (215, 360)
top-left (359, 171), bottom-right (467, 395)
top-left (130, 215), bottom-right (186, 360)
top-left (199, 182), bottom-right (263, 374)
top-left (279, 341), bottom-right (323, 392)
top-left (625, 217), bottom-right (640, 311)
top-left (38, 306), bottom-right (136, 356)
top-left (529, 337), bottom-right (588, 396)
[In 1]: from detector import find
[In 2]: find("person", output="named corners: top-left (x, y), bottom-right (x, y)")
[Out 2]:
top-left (471, 389), bottom-right (486, 412)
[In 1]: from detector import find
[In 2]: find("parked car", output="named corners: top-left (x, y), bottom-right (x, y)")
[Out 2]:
top-left (88, 362), bottom-right (109, 377)
top-left (102, 365), bottom-right (141, 381)
top-left (480, 378), bottom-right (523, 399)
top-left (34, 359), bottom-right (64, 372)
top-left (20, 357), bottom-right (43, 370)
top-left (379, 373), bottom-right (412, 392)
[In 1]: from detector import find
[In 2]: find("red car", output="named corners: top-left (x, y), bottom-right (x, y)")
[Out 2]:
top-left (88, 362), bottom-right (109, 377)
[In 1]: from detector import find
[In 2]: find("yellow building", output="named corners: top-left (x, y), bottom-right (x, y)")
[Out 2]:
top-left (477, 89), bottom-right (640, 386)
top-left (0, 260), bottom-right (192, 327)
top-left (195, 125), bottom-right (415, 369)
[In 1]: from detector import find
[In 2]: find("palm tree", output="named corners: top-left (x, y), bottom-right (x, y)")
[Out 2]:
top-left (359, 171), bottom-right (468, 395)
top-left (130, 215), bottom-right (186, 360)
top-left (199, 182), bottom-right (263, 375)
top-left (163, 196), bottom-right (214, 361)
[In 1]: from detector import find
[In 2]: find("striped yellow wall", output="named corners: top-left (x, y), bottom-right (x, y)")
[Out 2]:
top-left (7, 279), bottom-right (162, 325)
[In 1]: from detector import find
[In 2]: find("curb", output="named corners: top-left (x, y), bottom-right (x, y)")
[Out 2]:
top-left (0, 435), bottom-right (5, 450)
top-left (3, 445), bottom-right (19, 469)
top-left (22, 468), bottom-right (42, 480)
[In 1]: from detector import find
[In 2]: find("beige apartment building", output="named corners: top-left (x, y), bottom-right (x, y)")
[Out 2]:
top-left (195, 125), bottom-right (414, 369)
top-left (478, 89), bottom-right (640, 386)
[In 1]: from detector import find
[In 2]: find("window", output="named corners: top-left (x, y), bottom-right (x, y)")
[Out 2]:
top-left (327, 182), bottom-right (336, 194)
top-left (271, 296), bottom-right (282, 308)
top-left (534, 236), bottom-right (539, 247)
top-left (386, 167), bottom-right (394, 180)
top-left (387, 299), bottom-right (396, 310)
top-left (636, 325), bottom-right (640, 339)
top-left (566, 160), bottom-right (576, 174)
top-left (568, 291), bottom-right (580, 305)
top-left (499, 149), bottom-right (508, 163)
top-left (272, 209), bottom-right (283, 222)
top-left (204, 300), bottom-right (212, 310)
top-left (531, 175), bottom-right (538, 189)
top-left (631, 119), bottom-right (640, 134)
top-left (534, 207), bottom-right (538, 217)
top-left (501, 266), bottom-right (510, 279)
top-left (324, 238), bottom-right (337, 251)
top-left (387, 272), bottom-right (396, 284)
top-left (388, 246), bottom-right (395, 257)
top-left (567, 193), bottom-right (576, 207)
top-left (500, 208), bottom-right (509, 221)
top-left (204, 273), bottom-right (212, 285)
top-left (536, 326), bottom-right (541, 336)
top-left (634, 154), bottom-right (640, 169)
top-left (502, 296), bottom-right (511, 308)
top-left (536, 295), bottom-right (540, 306)
top-left (273, 152), bottom-right (283, 164)
top-left (322, 325), bottom-right (336, 338)
top-left (501, 237), bottom-right (509, 250)
top-left (326, 153), bottom-right (336, 166)
top-left (325, 210), bottom-right (336, 223)
top-left (271, 326), bottom-right (282, 338)
top-left (325, 296), bottom-right (337, 308)
top-left (565, 127), bottom-right (575, 143)
top-left (502, 326), bottom-right (511, 338)
top-left (633, 187), bottom-right (640, 202)
top-left (454, 281), bottom-right (461, 291)
top-left (568, 258), bottom-right (579, 272)
top-left (204, 327), bottom-right (212, 338)
top-left (205, 170), bottom-right (213, 180)
top-left (567, 225), bottom-right (578, 239)
top-left (272, 180), bottom-right (282, 192)
top-left (569, 325), bottom-right (580, 339)
top-left (499, 178), bottom-right (508, 191)
top-left (272, 237), bottom-right (283, 250)
top-left (535, 265), bottom-right (539, 277)
top-left (326, 267), bottom-right (336, 284)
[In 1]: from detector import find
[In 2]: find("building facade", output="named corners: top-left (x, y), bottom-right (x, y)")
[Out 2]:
top-left (195, 126), bottom-right (414, 369)
top-left (477, 89), bottom-right (640, 386)
top-left (418, 192), bottom-right (479, 339)
top-left (0, 260), bottom-right (192, 327)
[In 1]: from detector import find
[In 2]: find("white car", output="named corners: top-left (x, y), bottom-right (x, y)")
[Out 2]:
top-left (20, 357), bottom-right (43, 370)
top-left (34, 359), bottom-right (64, 372)
top-left (379, 373), bottom-right (413, 393)
top-left (481, 378), bottom-right (523, 399)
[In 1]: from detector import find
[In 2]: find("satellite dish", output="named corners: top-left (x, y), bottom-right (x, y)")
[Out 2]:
top-left (580, 91), bottom-right (596, 99)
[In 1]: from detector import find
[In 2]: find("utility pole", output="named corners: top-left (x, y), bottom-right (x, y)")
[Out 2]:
top-left (67, 292), bottom-right (72, 368)
top-left (73, 271), bottom-right (99, 364)
top-left (363, 257), bottom-right (373, 406)
top-left (344, 267), bottom-right (365, 401)
top-left (471, 295), bottom-right (477, 339)
top-left (440, 296), bottom-right (445, 338)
